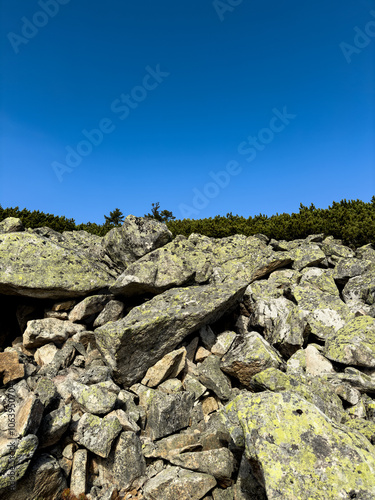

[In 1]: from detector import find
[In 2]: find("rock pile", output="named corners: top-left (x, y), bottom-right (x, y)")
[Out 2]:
top-left (0, 215), bottom-right (375, 499)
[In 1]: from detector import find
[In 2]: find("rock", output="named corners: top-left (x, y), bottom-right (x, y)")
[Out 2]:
top-left (345, 419), bottom-right (375, 445)
top-left (97, 431), bottom-right (146, 491)
top-left (326, 367), bottom-right (375, 393)
top-left (211, 331), bottom-right (237, 357)
top-left (0, 217), bottom-right (24, 233)
top-left (195, 346), bottom-right (212, 362)
top-left (200, 325), bottom-right (217, 350)
top-left (5, 453), bottom-right (67, 500)
top-left (250, 367), bottom-right (344, 423)
top-left (324, 316), bottom-right (375, 368)
top-left (34, 342), bottom-right (58, 366)
top-left (74, 413), bottom-right (122, 458)
top-left (198, 355), bottom-right (232, 401)
top-left (141, 347), bottom-right (187, 387)
top-left (144, 390), bottom-right (195, 440)
top-left (95, 280), bottom-right (248, 386)
top-left (223, 391), bottom-right (375, 500)
top-left (220, 332), bottom-right (283, 387)
top-left (15, 394), bottom-right (44, 437)
top-left (232, 453), bottom-right (267, 499)
top-left (68, 294), bottom-right (110, 322)
top-left (288, 244), bottom-right (326, 270)
top-left (292, 283), bottom-right (354, 340)
top-left (168, 447), bottom-right (235, 483)
top-left (110, 409), bottom-right (140, 433)
top-left (23, 318), bottom-right (85, 349)
top-left (0, 351), bottom-right (24, 385)
top-left (109, 238), bottom-right (199, 296)
top-left (0, 434), bottom-right (38, 491)
top-left (249, 296), bottom-right (309, 357)
top-left (0, 231), bottom-right (115, 298)
top-left (102, 214), bottom-right (172, 270)
top-left (342, 269), bottom-right (375, 308)
top-left (158, 378), bottom-right (183, 394)
top-left (34, 377), bottom-right (58, 409)
top-left (202, 397), bottom-right (219, 417)
top-left (51, 300), bottom-right (76, 312)
top-left (71, 381), bottom-right (117, 415)
top-left (183, 375), bottom-right (207, 400)
top-left (143, 466), bottom-right (216, 500)
top-left (70, 448), bottom-right (88, 497)
top-left (38, 404), bottom-right (72, 448)
top-left (93, 299), bottom-right (125, 327)
top-left (300, 267), bottom-right (340, 296)
top-left (304, 345), bottom-right (335, 376)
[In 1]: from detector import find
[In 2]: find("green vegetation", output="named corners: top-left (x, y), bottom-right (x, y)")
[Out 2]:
top-left (1, 197), bottom-right (374, 248)
top-left (144, 201), bottom-right (176, 222)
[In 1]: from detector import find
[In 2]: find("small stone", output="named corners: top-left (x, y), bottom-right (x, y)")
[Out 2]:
top-left (141, 347), bottom-right (187, 387)
top-left (0, 351), bottom-right (24, 385)
top-left (158, 378), bottom-right (183, 394)
top-left (69, 295), bottom-right (110, 322)
top-left (34, 343), bottom-right (58, 366)
top-left (195, 347), bottom-right (212, 363)
top-left (70, 449), bottom-right (88, 497)
top-left (183, 374), bottom-right (207, 400)
top-left (202, 397), bottom-right (219, 417)
top-left (52, 300), bottom-right (76, 312)
top-left (23, 318), bottom-right (85, 349)
top-left (198, 355), bottom-right (232, 401)
top-left (71, 381), bottom-right (117, 415)
top-left (211, 331), bottom-right (237, 358)
top-left (74, 413), bottom-right (122, 458)
top-left (38, 404), bottom-right (72, 448)
top-left (93, 300), bottom-right (125, 327)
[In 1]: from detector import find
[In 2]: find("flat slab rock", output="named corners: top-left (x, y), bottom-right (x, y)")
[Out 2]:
top-left (94, 280), bottom-right (248, 386)
top-left (143, 466), bottom-right (216, 500)
top-left (0, 232), bottom-right (115, 298)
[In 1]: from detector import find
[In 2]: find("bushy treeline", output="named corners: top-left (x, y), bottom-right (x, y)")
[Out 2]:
top-left (0, 206), bottom-right (109, 236)
top-left (166, 198), bottom-right (375, 248)
top-left (1, 197), bottom-right (374, 247)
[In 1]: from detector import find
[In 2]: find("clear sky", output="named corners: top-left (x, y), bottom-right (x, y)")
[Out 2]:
top-left (1, 0), bottom-right (374, 224)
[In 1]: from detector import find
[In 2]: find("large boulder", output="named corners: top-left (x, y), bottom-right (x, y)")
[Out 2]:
top-left (222, 391), bottom-right (375, 500)
top-left (324, 316), bottom-right (375, 368)
top-left (0, 232), bottom-right (116, 298)
top-left (102, 215), bottom-right (172, 270)
top-left (94, 280), bottom-right (248, 386)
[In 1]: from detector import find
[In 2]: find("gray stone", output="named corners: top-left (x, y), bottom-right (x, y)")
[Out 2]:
top-left (95, 280), bottom-right (248, 386)
top-left (0, 434), bottom-right (38, 490)
top-left (144, 390), bottom-right (195, 440)
top-left (74, 413), bottom-right (122, 458)
top-left (98, 431), bottom-right (146, 491)
top-left (23, 318), bottom-right (85, 349)
top-left (71, 381), bottom-right (117, 415)
top-left (143, 466), bottom-right (216, 500)
top-left (70, 448), bottom-right (88, 497)
top-left (102, 214), bottom-right (172, 270)
top-left (168, 447), bottom-right (235, 483)
top-left (68, 294), bottom-right (111, 322)
top-left (220, 332), bottom-right (283, 387)
top-left (0, 231), bottom-right (115, 299)
top-left (93, 299), bottom-right (125, 327)
top-left (198, 355), bottom-right (232, 401)
top-left (324, 316), bottom-right (375, 367)
top-left (38, 404), bottom-right (72, 448)
top-left (223, 391), bottom-right (375, 500)
top-left (5, 453), bottom-right (67, 500)
top-left (0, 217), bottom-right (24, 233)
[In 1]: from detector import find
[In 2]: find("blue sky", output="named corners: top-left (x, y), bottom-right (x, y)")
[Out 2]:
top-left (1, 0), bottom-right (374, 224)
